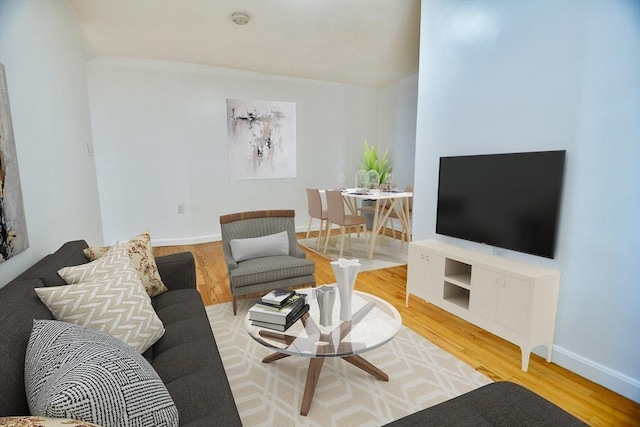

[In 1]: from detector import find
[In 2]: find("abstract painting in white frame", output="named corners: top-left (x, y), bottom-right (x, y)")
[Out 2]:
top-left (0, 63), bottom-right (29, 263)
top-left (226, 99), bottom-right (296, 180)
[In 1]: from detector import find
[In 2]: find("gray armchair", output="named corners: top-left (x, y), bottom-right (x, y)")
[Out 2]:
top-left (220, 210), bottom-right (316, 314)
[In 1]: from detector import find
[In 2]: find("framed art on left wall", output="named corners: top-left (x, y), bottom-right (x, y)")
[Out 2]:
top-left (0, 63), bottom-right (29, 262)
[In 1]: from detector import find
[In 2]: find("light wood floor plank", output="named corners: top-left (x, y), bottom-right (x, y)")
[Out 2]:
top-left (154, 237), bottom-right (640, 426)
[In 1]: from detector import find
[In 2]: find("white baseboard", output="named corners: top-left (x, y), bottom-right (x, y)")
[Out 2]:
top-left (296, 225), bottom-right (312, 234)
top-left (551, 345), bottom-right (640, 403)
top-left (152, 233), bottom-right (221, 246)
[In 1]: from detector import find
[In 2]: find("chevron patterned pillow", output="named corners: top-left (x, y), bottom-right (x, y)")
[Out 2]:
top-left (36, 243), bottom-right (165, 353)
top-left (25, 320), bottom-right (178, 427)
top-left (83, 231), bottom-right (168, 297)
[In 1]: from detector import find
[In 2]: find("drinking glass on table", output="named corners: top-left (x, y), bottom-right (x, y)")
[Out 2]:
top-left (384, 173), bottom-right (395, 190)
top-left (337, 172), bottom-right (345, 189)
top-left (355, 170), bottom-right (369, 191)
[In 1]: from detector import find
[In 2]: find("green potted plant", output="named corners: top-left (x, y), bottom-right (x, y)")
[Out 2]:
top-left (362, 140), bottom-right (392, 187)
top-left (359, 140), bottom-right (393, 228)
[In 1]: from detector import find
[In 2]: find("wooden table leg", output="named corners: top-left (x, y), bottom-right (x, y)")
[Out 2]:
top-left (367, 200), bottom-right (382, 260)
top-left (262, 352), bottom-right (290, 363)
top-left (399, 197), bottom-right (411, 242)
top-left (300, 357), bottom-right (325, 416)
top-left (342, 355), bottom-right (389, 381)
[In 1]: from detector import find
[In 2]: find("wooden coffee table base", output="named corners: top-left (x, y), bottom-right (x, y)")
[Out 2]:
top-left (251, 295), bottom-right (400, 416)
top-left (262, 352), bottom-right (389, 416)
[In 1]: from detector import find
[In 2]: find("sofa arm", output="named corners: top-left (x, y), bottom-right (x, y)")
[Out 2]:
top-left (155, 252), bottom-right (196, 291)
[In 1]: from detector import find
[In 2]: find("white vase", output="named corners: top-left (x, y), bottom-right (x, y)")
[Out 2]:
top-left (316, 286), bottom-right (336, 327)
top-left (330, 258), bottom-right (361, 321)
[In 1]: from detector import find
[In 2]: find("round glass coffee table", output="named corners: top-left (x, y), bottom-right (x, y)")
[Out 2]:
top-left (245, 286), bottom-right (402, 415)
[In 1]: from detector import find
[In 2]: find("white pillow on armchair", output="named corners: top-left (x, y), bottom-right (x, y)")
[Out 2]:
top-left (230, 231), bottom-right (290, 262)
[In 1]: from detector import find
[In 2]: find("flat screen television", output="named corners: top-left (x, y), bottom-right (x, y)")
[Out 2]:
top-left (435, 150), bottom-right (566, 259)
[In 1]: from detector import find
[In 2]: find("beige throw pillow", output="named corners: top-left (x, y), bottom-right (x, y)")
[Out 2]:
top-left (0, 416), bottom-right (100, 427)
top-left (36, 244), bottom-right (165, 354)
top-left (84, 231), bottom-right (168, 297)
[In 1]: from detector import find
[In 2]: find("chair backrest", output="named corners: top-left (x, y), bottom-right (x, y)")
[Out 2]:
top-left (219, 210), bottom-right (302, 258)
top-left (306, 188), bottom-right (323, 219)
top-left (326, 190), bottom-right (346, 225)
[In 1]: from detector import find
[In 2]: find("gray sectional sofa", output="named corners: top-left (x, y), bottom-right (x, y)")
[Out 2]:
top-left (385, 381), bottom-right (587, 426)
top-left (0, 240), bottom-right (241, 427)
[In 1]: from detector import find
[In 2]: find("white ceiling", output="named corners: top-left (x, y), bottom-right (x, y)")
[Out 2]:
top-left (68, 0), bottom-right (421, 87)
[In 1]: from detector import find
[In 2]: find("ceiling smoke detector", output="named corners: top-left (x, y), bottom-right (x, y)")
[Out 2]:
top-left (231, 12), bottom-right (250, 25)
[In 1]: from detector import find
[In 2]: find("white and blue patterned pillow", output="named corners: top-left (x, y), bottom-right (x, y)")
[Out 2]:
top-left (25, 320), bottom-right (179, 427)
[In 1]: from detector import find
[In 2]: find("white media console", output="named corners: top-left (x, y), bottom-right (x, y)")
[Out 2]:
top-left (406, 239), bottom-right (561, 371)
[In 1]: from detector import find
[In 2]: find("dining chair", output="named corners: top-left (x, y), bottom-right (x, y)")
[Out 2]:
top-left (305, 188), bottom-right (328, 250)
top-left (324, 190), bottom-right (369, 257)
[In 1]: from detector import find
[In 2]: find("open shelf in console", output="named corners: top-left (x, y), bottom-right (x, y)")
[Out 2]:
top-left (444, 259), bottom-right (471, 290)
top-left (443, 281), bottom-right (470, 309)
top-left (443, 258), bottom-right (472, 309)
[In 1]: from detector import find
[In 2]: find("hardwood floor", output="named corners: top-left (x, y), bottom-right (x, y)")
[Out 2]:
top-left (154, 237), bottom-right (640, 426)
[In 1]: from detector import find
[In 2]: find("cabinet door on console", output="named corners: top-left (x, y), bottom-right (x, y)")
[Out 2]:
top-left (407, 247), bottom-right (445, 301)
top-left (470, 267), bottom-right (531, 334)
top-left (469, 268), bottom-right (499, 320)
top-left (406, 246), bottom-right (426, 300)
top-left (424, 252), bottom-right (445, 297)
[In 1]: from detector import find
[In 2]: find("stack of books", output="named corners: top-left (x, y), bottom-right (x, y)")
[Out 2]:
top-left (249, 289), bottom-right (309, 331)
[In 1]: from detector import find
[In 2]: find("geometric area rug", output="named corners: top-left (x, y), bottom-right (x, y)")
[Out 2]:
top-left (206, 300), bottom-right (492, 427)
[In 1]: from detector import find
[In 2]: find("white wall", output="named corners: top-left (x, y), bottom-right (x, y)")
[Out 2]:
top-left (87, 58), bottom-right (415, 245)
top-left (377, 74), bottom-right (418, 190)
top-left (0, 0), bottom-right (103, 287)
top-left (414, 0), bottom-right (640, 401)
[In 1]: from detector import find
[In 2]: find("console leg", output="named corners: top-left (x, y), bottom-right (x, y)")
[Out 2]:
top-left (520, 346), bottom-right (531, 372)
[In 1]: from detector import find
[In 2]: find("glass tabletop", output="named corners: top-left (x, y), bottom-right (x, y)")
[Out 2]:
top-left (245, 286), bottom-right (402, 358)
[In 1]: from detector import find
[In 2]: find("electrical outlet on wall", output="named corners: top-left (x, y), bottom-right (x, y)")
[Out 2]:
top-left (177, 204), bottom-right (185, 215)
top-left (492, 247), bottom-right (506, 257)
